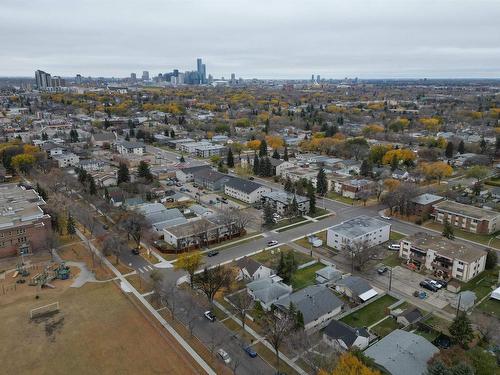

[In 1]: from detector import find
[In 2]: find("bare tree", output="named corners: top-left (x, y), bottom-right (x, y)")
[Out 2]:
top-left (101, 234), bottom-right (127, 264)
top-left (119, 211), bottom-right (150, 248)
top-left (343, 239), bottom-right (375, 272)
top-left (263, 311), bottom-right (295, 374)
top-left (194, 265), bottom-right (233, 304)
top-left (218, 209), bottom-right (236, 240)
top-left (78, 206), bottom-right (99, 237)
top-left (233, 210), bottom-right (252, 236)
top-left (184, 297), bottom-right (198, 338)
top-left (160, 282), bottom-right (179, 320)
top-left (232, 291), bottom-right (254, 330)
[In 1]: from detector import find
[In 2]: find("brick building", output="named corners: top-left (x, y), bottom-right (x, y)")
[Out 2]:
top-left (0, 184), bottom-right (52, 258)
top-left (433, 200), bottom-right (500, 234)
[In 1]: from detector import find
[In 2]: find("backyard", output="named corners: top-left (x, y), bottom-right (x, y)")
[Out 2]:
top-left (340, 294), bottom-right (398, 328)
top-left (370, 316), bottom-right (400, 337)
top-left (251, 246), bottom-right (314, 269)
top-left (291, 263), bottom-right (324, 290)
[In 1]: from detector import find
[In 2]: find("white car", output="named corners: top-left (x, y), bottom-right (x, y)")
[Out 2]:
top-left (267, 240), bottom-right (278, 247)
top-left (217, 349), bottom-right (231, 364)
top-left (380, 215), bottom-right (392, 220)
top-left (428, 280), bottom-right (442, 289)
top-left (388, 244), bottom-right (400, 251)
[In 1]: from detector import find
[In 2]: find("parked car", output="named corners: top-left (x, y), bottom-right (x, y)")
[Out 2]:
top-left (204, 310), bottom-right (216, 322)
top-left (419, 280), bottom-right (438, 292)
top-left (377, 266), bottom-right (389, 275)
top-left (243, 346), bottom-right (257, 358)
top-left (102, 224), bottom-right (109, 230)
top-left (207, 250), bottom-right (219, 257)
top-left (131, 248), bottom-right (140, 255)
top-left (267, 240), bottom-right (278, 247)
top-left (380, 215), bottom-right (392, 220)
top-left (248, 176), bottom-right (254, 180)
top-left (217, 349), bottom-right (231, 364)
top-left (428, 280), bottom-right (443, 289)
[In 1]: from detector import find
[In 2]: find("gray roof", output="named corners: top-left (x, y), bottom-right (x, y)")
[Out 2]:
top-left (274, 285), bottom-right (344, 326)
top-left (323, 320), bottom-right (369, 347)
top-left (92, 132), bottom-right (115, 142)
top-left (262, 191), bottom-right (309, 205)
top-left (400, 307), bottom-right (423, 324)
top-left (364, 329), bottom-right (439, 375)
top-left (193, 168), bottom-right (229, 183)
top-left (225, 177), bottom-right (266, 194)
top-left (316, 265), bottom-right (342, 283)
top-left (247, 278), bottom-right (290, 304)
top-left (189, 204), bottom-right (213, 216)
top-left (236, 256), bottom-right (265, 276)
top-left (328, 216), bottom-right (390, 239)
top-left (118, 140), bottom-right (145, 149)
top-left (336, 276), bottom-right (372, 297)
top-left (411, 193), bottom-right (443, 205)
top-left (179, 165), bottom-right (211, 174)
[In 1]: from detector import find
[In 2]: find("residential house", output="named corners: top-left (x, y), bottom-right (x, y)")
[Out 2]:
top-left (224, 178), bottom-right (271, 204)
top-left (322, 320), bottom-right (370, 351)
top-left (332, 178), bottom-right (374, 200)
top-left (236, 257), bottom-right (274, 281)
top-left (364, 330), bottom-right (439, 375)
top-left (136, 203), bottom-right (187, 233)
top-left (91, 132), bottom-right (116, 147)
top-left (261, 191), bottom-right (310, 216)
top-left (334, 276), bottom-right (378, 303)
top-left (175, 165), bottom-right (211, 183)
top-left (179, 141), bottom-right (211, 154)
top-left (107, 187), bottom-right (125, 207)
top-left (79, 159), bottom-right (104, 172)
top-left (433, 200), bottom-right (500, 234)
top-left (327, 216), bottom-right (391, 251)
top-left (53, 152), bottom-right (80, 168)
top-left (399, 232), bottom-right (487, 281)
top-left (269, 159), bottom-right (294, 177)
top-left (274, 285), bottom-right (344, 330)
top-left (392, 169), bottom-right (410, 180)
top-left (315, 265), bottom-right (343, 285)
top-left (396, 307), bottom-right (424, 326)
top-left (116, 141), bottom-right (146, 155)
top-left (246, 276), bottom-right (292, 310)
top-left (0, 184), bottom-right (52, 258)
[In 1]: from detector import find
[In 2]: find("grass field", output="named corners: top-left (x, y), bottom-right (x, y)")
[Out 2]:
top-left (251, 246), bottom-right (314, 268)
top-left (340, 295), bottom-right (398, 328)
top-left (461, 268), bottom-right (499, 300)
top-left (291, 263), bottom-right (323, 290)
top-left (390, 231), bottom-right (406, 241)
top-left (370, 317), bottom-right (399, 337)
top-left (327, 192), bottom-right (357, 205)
top-left (294, 230), bottom-right (327, 249)
top-left (383, 252), bottom-right (402, 267)
top-left (310, 208), bottom-right (331, 218)
top-left (0, 282), bottom-right (203, 375)
top-left (477, 297), bottom-right (500, 318)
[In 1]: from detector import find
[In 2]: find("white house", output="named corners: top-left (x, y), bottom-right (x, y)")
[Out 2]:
top-left (235, 257), bottom-right (274, 281)
top-left (53, 152), bottom-right (80, 168)
top-left (327, 216), bottom-right (391, 251)
top-left (116, 141), bottom-right (146, 155)
top-left (224, 178), bottom-right (271, 204)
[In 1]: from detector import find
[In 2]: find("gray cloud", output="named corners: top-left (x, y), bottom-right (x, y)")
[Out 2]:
top-left (1, 0), bottom-right (499, 78)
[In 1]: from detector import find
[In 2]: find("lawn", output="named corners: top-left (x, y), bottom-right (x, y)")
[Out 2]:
top-left (208, 234), bottom-right (264, 250)
top-left (251, 246), bottom-right (314, 268)
top-left (423, 314), bottom-right (451, 335)
top-left (0, 282), bottom-right (204, 375)
top-left (268, 216), bottom-right (307, 231)
top-left (424, 222), bottom-right (500, 249)
top-left (252, 342), bottom-right (299, 375)
top-left (390, 231), bottom-right (406, 241)
top-left (291, 263), bottom-right (323, 290)
top-left (460, 268), bottom-right (499, 300)
top-left (370, 317), bottom-right (399, 337)
top-left (294, 230), bottom-right (327, 249)
top-left (340, 295), bottom-right (398, 328)
top-left (310, 208), bottom-right (331, 218)
top-left (383, 252), bottom-right (402, 268)
top-left (477, 298), bottom-right (500, 318)
top-left (327, 191), bottom-right (358, 205)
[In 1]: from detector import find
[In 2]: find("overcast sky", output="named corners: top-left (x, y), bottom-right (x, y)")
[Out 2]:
top-left (1, 0), bottom-right (499, 79)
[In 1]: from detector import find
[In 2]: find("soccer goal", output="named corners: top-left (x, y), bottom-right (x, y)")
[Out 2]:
top-left (29, 302), bottom-right (59, 319)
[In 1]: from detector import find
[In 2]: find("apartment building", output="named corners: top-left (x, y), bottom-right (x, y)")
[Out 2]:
top-left (0, 184), bottom-right (52, 258)
top-left (116, 141), bottom-right (146, 155)
top-left (433, 200), bottom-right (500, 234)
top-left (327, 216), bottom-right (390, 251)
top-left (224, 177), bottom-right (271, 204)
top-left (53, 152), bottom-right (80, 168)
top-left (399, 232), bottom-right (487, 282)
top-left (195, 144), bottom-right (226, 158)
top-left (261, 191), bottom-right (310, 215)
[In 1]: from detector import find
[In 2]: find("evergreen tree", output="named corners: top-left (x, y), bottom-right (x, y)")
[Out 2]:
top-left (485, 249), bottom-right (498, 270)
top-left (88, 176), bottom-right (97, 195)
top-left (253, 154), bottom-right (260, 175)
top-left (283, 146), bottom-right (289, 161)
top-left (284, 177), bottom-right (294, 192)
top-left (125, 133), bottom-right (130, 141)
top-left (442, 221), bottom-right (455, 240)
top-left (360, 159), bottom-right (372, 177)
top-left (272, 149), bottom-right (280, 159)
top-left (449, 313), bottom-right (474, 348)
top-left (66, 214), bottom-right (76, 236)
top-left (35, 183), bottom-right (48, 201)
top-left (390, 154), bottom-right (399, 171)
top-left (263, 203), bottom-right (275, 226)
top-left (316, 168), bottom-right (328, 196)
top-left (264, 118), bottom-right (270, 134)
top-left (170, 129), bottom-right (176, 138)
top-left (480, 137), bottom-right (487, 154)
top-left (104, 118), bottom-right (110, 129)
top-left (117, 162), bottom-right (130, 184)
top-left (259, 139), bottom-right (268, 157)
top-left (295, 310), bottom-right (305, 330)
top-left (179, 154), bottom-right (185, 163)
top-left (458, 140), bottom-right (465, 154)
top-left (104, 187), bottom-right (110, 201)
top-left (445, 141), bottom-right (454, 158)
top-left (287, 195), bottom-right (299, 218)
top-left (264, 157), bottom-right (273, 177)
top-left (226, 148), bottom-right (234, 168)
top-left (69, 129), bottom-right (79, 143)
top-left (137, 161), bottom-right (152, 182)
top-left (307, 182), bottom-right (316, 215)
top-left (41, 132), bottom-right (48, 141)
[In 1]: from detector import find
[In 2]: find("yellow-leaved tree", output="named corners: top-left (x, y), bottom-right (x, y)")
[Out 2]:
top-left (420, 161), bottom-right (453, 184)
top-left (174, 251), bottom-right (203, 288)
top-left (318, 353), bottom-right (380, 375)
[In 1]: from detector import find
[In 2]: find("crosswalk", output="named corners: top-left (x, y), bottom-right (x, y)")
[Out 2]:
top-left (137, 265), bottom-right (154, 273)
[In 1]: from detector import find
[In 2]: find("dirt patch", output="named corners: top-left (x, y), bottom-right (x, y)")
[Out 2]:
top-left (59, 242), bottom-right (113, 281)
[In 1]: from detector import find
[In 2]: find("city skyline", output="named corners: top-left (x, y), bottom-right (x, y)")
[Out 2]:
top-left (1, 0), bottom-right (500, 79)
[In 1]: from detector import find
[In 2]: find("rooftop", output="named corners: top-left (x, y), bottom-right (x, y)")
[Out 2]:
top-left (323, 320), bottom-right (369, 347)
top-left (262, 191), bottom-right (309, 205)
top-left (0, 184), bottom-right (48, 229)
top-left (328, 215), bottom-right (390, 239)
top-left (434, 200), bottom-right (500, 220)
top-left (404, 232), bottom-right (486, 263)
top-left (225, 177), bottom-right (266, 194)
top-left (411, 193), bottom-right (443, 205)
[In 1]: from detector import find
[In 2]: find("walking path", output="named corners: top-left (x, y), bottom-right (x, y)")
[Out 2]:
top-left (75, 229), bottom-right (216, 375)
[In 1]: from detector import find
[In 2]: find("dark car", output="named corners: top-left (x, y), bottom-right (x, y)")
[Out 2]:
top-left (102, 224), bottom-right (109, 230)
top-left (204, 310), bottom-right (216, 322)
top-left (243, 346), bottom-right (257, 358)
top-left (207, 250), bottom-right (219, 257)
top-left (248, 176), bottom-right (255, 180)
top-left (419, 280), bottom-right (438, 292)
top-left (377, 266), bottom-right (389, 275)
top-left (131, 248), bottom-right (140, 255)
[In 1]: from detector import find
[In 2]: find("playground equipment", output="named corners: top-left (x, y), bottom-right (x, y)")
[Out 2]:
top-left (29, 262), bottom-right (71, 288)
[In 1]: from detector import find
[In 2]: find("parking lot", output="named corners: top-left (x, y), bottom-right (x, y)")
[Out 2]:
top-left (377, 266), bottom-right (453, 309)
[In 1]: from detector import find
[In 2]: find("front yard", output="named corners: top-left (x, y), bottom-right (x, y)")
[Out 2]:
top-left (340, 294), bottom-right (398, 328)
top-left (251, 246), bottom-right (314, 268)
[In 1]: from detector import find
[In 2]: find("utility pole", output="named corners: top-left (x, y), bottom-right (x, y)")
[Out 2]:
top-left (389, 267), bottom-right (393, 291)
top-left (456, 293), bottom-right (462, 317)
